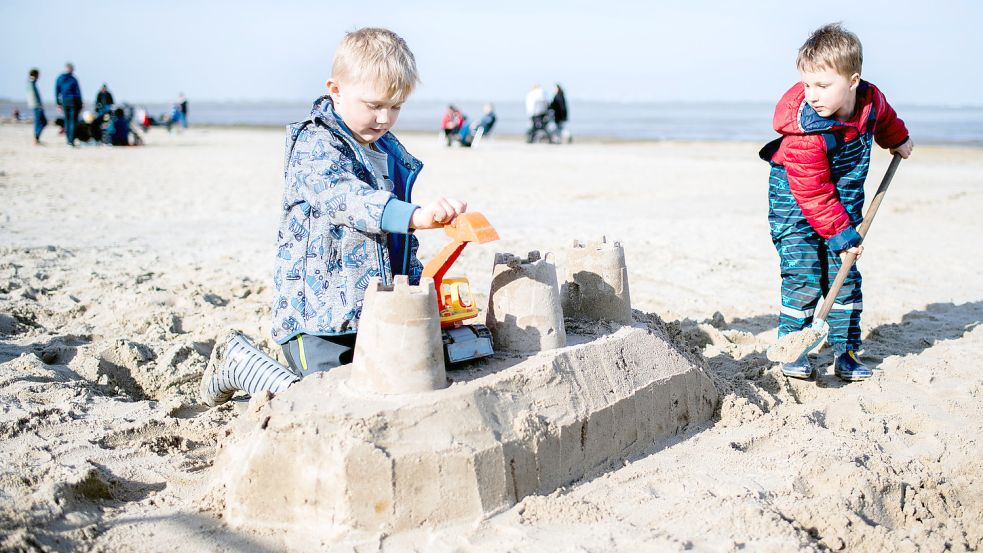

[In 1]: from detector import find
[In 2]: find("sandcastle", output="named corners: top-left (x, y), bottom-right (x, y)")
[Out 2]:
top-left (562, 237), bottom-right (632, 324)
top-left (348, 276), bottom-right (446, 394)
top-left (211, 240), bottom-right (719, 540)
top-left (486, 251), bottom-right (566, 352)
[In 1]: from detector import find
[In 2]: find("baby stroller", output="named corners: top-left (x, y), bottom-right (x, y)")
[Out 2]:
top-left (526, 110), bottom-right (567, 144)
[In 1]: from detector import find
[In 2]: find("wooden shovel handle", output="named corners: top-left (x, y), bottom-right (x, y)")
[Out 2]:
top-left (816, 154), bottom-right (902, 322)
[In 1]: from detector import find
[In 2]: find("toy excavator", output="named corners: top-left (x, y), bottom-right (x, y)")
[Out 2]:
top-left (422, 212), bottom-right (499, 364)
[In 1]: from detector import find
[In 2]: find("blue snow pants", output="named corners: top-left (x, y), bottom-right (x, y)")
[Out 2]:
top-left (767, 127), bottom-right (875, 353)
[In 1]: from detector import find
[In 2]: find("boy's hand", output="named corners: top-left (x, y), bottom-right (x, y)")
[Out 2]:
top-left (840, 245), bottom-right (864, 262)
top-left (890, 138), bottom-right (914, 159)
top-left (410, 198), bottom-right (468, 229)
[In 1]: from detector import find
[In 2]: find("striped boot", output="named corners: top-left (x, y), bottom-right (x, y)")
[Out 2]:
top-left (199, 330), bottom-right (300, 407)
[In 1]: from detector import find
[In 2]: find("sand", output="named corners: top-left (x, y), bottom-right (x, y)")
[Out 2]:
top-left (1, 123), bottom-right (981, 552)
top-left (766, 324), bottom-right (827, 363)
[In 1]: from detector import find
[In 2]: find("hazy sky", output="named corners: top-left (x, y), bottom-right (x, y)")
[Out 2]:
top-left (2, 0), bottom-right (979, 106)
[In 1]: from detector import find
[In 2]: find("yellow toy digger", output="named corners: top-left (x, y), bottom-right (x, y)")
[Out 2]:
top-left (422, 212), bottom-right (499, 363)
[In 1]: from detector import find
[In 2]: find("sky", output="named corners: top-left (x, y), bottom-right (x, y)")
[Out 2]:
top-left (2, 0), bottom-right (980, 106)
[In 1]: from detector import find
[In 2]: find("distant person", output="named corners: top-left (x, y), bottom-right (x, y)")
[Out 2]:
top-left (549, 83), bottom-right (568, 140)
top-left (525, 84), bottom-right (548, 142)
top-left (440, 104), bottom-right (464, 146)
top-left (476, 102), bottom-right (496, 136)
top-left (459, 102), bottom-right (497, 147)
top-left (178, 92), bottom-right (188, 128)
top-left (55, 63), bottom-right (83, 147)
top-left (107, 107), bottom-right (136, 146)
top-left (760, 23), bottom-right (913, 382)
top-left (78, 111), bottom-right (101, 143)
top-left (199, 28), bottom-right (470, 405)
top-left (166, 103), bottom-right (183, 132)
top-left (26, 68), bottom-right (47, 145)
top-left (134, 106), bottom-right (153, 131)
top-left (95, 84), bottom-right (114, 117)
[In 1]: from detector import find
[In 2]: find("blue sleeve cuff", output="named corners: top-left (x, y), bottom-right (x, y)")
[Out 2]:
top-left (827, 226), bottom-right (862, 252)
top-left (381, 199), bottom-right (418, 234)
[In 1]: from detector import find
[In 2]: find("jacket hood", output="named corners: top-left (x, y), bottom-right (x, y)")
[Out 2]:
top-left (309, 95), bottom-right (347, 135)
top-left (772, 80), bottom-right (873, 136)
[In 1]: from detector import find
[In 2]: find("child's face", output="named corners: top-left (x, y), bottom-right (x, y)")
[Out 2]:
top-left (327, 78), bottom-right (403, 146)
top-left (799, 66), bottom-right (860, 120)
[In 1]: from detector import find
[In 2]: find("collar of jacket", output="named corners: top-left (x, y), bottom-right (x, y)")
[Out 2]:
top-left (798, 80), bottom-right (872, 134)
top-left (308, 95), bottom-right (423, 175)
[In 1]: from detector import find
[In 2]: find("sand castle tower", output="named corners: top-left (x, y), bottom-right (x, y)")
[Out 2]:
top-left (486, 251), bottom-right (566, 352)
top-left (561, 237), bottom-right (632, 323)
top-left (348, 276), bottom-right (447, 394)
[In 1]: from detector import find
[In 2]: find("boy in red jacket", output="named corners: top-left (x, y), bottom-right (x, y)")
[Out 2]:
top-left (761, 23), bottom-right (913, 381)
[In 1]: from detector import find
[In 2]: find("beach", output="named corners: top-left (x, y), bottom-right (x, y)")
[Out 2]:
top-left (0, 123), bottom-right (980, 551)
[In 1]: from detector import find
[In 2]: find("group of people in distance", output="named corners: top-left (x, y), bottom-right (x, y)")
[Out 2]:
top-left (26, 62), bottom-right (188, 147)
top-left (525, 83), bottom-right (568, 143)
top-left (201, 22), bottom-right (915, 416)
top-left (440, 102), bottom-right (497, 147)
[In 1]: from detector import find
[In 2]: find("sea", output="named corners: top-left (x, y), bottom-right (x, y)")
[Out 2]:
top-left (3, 98), bottom-right (982, 145)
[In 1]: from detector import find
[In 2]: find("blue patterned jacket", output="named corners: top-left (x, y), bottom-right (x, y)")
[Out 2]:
top-left (272, 96), bottom-right (424, 344)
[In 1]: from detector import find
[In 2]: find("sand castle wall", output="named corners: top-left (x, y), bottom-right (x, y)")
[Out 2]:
top-left (211, 325), bottom-right (718, 538)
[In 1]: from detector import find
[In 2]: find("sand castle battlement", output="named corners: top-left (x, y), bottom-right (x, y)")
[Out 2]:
top-left (349, 276), bottom-right (447, 395)
top-left (486, 250), bottom-right (567, 353)
top-left (369, 274), bottom-right (431, 296)
top-left (562, 237), bottom-right (632, 324)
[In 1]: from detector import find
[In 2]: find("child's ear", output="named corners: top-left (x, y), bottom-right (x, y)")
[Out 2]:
top-left (848, 72), bottom-right (861, 91)
top-left (326, 79), bottom-right (341, 100)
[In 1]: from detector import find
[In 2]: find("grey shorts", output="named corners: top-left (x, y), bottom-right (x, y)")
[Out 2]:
top-left (281, 333), bottom-right (357, 378)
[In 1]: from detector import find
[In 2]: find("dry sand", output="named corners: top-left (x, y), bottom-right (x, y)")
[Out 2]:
top-left (0, 123), bottom-right (981, 552)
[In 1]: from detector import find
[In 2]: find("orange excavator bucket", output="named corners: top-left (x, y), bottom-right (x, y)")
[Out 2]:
top-left (422, 212), bottom-right (499, 327)
top-left (439, 212), bottom-right (499, 244)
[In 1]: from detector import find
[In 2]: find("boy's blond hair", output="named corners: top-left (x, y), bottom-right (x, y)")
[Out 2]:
top-left (796, 23), bottom-right (863, 77)
top-left (332, 27), bottom-right (419, 102)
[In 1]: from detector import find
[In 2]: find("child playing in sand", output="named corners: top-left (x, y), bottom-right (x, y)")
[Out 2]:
top-left (200, 27), bottom-right (468, 406)
top-left (760, 23), bottom-right (913, 381)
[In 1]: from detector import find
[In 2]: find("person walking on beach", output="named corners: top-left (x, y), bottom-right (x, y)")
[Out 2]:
top-left (26, 68), bottom-right (47, 145)
top-left (549, 83), bottom-right (568, 140)
top-left (761, 23), bottom-right (913, 381)
top-left (95, 84), bottom-right (114, 117)
top-left (55, 63), bottom-right (83, 147)
top-left (525, 84), bottom-right (548, 142)
top-left (199, 27), bottom-right (471, 406)
top-left (178, 93), bottom-right (188, 128)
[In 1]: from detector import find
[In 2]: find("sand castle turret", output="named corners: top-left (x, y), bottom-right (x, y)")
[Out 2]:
top-left (348, 276), bottom-right (447, 394)
top-left (562, 237), bottom-right (632, 323)
top-left (486, 251), bottom-right (566, 352)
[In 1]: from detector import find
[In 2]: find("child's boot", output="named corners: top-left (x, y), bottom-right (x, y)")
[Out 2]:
top-left (781, 352), bottom-right (814, 379)
top-left (833, 347), bottom-right (872, 382)
top-left (199, 330), bottom-right (300, 406)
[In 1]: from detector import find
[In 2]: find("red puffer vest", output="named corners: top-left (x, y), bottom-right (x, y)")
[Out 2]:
top-left (766, 81), bottom-right (908, 239)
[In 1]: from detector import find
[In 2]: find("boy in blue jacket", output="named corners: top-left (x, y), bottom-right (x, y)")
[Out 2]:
top-left (200, 28), bottom-right (468, 406)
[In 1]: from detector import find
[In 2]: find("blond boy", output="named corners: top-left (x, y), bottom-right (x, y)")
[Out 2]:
top-left (201, 28), bottom-right (467, 405)
top-left (761, 23), bottom-right (913, 381)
